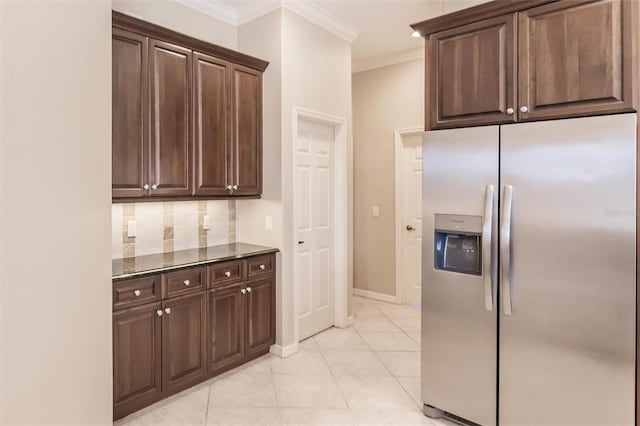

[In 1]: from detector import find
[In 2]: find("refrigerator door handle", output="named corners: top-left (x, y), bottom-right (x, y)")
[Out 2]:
top-left (482, 184), bottom-right (494, 311)
top-left (501, 185), bottom-right (514, 315)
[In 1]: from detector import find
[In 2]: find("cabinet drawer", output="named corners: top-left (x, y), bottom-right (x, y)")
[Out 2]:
top-left (113, 275), bottom-right (161, 310)
top-left (164, 267), bottom-right (205, 298)
top-left (208, 260), bottom-right (243, 288)
top-left (247, 254), bottom-right (274, 278)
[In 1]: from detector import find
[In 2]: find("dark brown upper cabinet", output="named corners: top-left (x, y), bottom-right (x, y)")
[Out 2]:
top-left (518, 0), bottom-right (634, 121)
top-left (112, 12), bottom-right (268, 201)
top-left (430, 14), bottom-right (517, 129)
top-left (150, 40), bottom-right (193, 197)
top-left (194, 52), bottom-right (231, 196)
top-left (112, 29), bottom-right (148, 198)
top-left (411, 0), bottom-right (637, 130)
top-left (231, 65), bottom-right (263, 196)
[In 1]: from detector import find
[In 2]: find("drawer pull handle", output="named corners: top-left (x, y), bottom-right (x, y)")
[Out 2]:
top-left (240, 288), bottom-right (247, 294)
top-left (184, 280), bottom-right (190, 286)
top-left (134, 289), bottom-right (141, 297)
top-left (164, 307), bottom-right (171, 314)
top-left (156, 310), bottom-right (163, 317)
top-left (246, 287), bottom-right (252, 293)
top-left (259, 264), bottom-right (266, 270)
top-left (224, 271), bottom-right (231, 277)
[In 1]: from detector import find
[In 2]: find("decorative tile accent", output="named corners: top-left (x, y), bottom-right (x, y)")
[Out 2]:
top-left (112, 200), bottom-right (237, 259)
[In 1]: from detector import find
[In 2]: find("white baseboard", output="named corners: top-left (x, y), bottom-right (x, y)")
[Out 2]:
top-left (270, 342), bottom-right (300, 358)
top-left (353, 288), bottom-right (400, 304)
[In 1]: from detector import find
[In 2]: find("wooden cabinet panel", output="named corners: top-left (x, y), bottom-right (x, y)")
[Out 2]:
top-left (113, 302), bottom-right (162, 419)
top-left (244, 277), bottom-right (275, 357)
top-left (518, 0), bottom-right (634, 121)
top-left (247, 254), bottom-right (274, 278)
top-left (112, 29), bottom-right (148, 198)
top-left (430, 14), bottom-right (517, 129)
top-left (113, 275), bottom-right (161, 311)
top-left (150, 40), bottom-right (192, 196)
top-left (194, 52), bottom-right (231, 196)
top-left (208, 260), bottom-right (244, 288)
top-left (231, 65), bottom-right (262, 196)
top-left (164, 267), bottom-right (205, 298)
top-left (162, 292), bottom-right (206, 393)
top-left (207, 285), bottom-right (245, 374)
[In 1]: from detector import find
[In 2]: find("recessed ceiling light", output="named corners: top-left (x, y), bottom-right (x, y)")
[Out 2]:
top-left (411, 30), bottom-right (421, 38)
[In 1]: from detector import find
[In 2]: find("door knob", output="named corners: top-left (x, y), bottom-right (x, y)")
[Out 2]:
top-left (406, 225), bottom-right (416, 231)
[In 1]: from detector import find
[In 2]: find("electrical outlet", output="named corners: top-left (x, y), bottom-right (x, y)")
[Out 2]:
top-left (203, 214), bottom-right (210, 230)
top-left (127, 220), bottom-right (136, 237)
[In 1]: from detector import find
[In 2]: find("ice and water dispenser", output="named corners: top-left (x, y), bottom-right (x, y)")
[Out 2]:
top-left (433, 214), bottom-right (482, 276)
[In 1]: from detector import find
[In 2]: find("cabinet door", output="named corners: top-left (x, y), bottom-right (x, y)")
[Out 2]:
top-left (112, 29), bottom-right (148, 198)
top-left (194, 52), bottom-right (232, 196)
top-left (518, 0), bottom-right (634, 121)
top-left (231, 65), bottom-right (262, 196)
top-left (429, 14), bottom-right (517, 129)
top-left (149, 40), bottom-right (192, 196)
top-left (244, 277), bottom-right (275, 357)
top-left (162, 292), bottom-right (206, 394)
top-left (113, 302), bottom-right (162, 419)
top-left (207, 285), bottom-right (245, 374)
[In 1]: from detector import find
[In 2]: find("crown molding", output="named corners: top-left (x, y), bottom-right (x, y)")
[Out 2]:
top-left (174, 0), bottom-right (238, 25)
top-left (281, 0), bottom-right (359, 42)
top-left (173, 0), bottom-right (359, 43)
top-left (352, 46), bottom-right (423, 74)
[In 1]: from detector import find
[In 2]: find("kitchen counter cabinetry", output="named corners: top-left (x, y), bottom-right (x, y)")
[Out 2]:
top-left (112, 248), bottom-right (277, 419)
top-left (112, 12), bottom-right (267, 201)
top-left (413, 0), bottom-right (637, 130)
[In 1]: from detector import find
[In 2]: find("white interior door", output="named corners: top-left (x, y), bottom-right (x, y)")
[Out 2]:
top-left (296, 119), bottom-right (335, 340)
top-left (401, 133), bottom-right (423, 305)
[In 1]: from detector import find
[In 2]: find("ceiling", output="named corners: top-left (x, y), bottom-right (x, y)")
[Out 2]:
top-left (178, 0), bottom-right (446, 71)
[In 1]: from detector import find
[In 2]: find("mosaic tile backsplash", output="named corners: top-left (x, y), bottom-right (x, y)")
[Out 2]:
top-left (112, 200), bottom-right (236, 259)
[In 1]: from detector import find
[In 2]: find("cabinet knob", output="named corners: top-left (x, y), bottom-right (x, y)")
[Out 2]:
top-left (134, 289), bottom-right (141, 297)
top-left (240, 288), bottom-right (247, 294)
top-left (224, 271), bottom-right (231, 277)
top-left (151, 184), bottom-right (158, 190)
top-left (184, 280), bottom-right (190, 286)
top-left (143, 184), bottom-right (150, 190)
top-left (259, 264), bottom-right (266, 270)
top-left (226, 185), bottom-right (233, 193)
top-left (164, 307), bottom-right (171, 314)
top-left (520, 106), bottom-right (528, 113)
top-left (246, 287), bottom-right (252, 293)
top-left (232, 184), bottom-right (238, 190)
top-left (156, 310), bottom-right (163, 317)
top-left (506, 108), bottom-right (514, 115)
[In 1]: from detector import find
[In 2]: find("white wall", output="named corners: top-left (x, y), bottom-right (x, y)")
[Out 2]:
top-left (442, 0), bottom-right (492, 14)
top-left (352, 59), bottom-right (424, 298)
top-left (238, 9), bottom-right (353, 352)
top-left (0, 1), bottom-right (112, 424)
top-left (112, 0), bottom-right (237, 50)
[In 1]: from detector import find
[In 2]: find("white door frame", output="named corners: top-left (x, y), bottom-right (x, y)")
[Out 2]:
top-left (394, 126), bottom-right (424, 304)
top-left (292, 107), bottom-right (349, 344)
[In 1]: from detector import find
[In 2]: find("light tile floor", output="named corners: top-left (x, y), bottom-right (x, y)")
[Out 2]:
top-left (114, 296), bottom-right (456, 426)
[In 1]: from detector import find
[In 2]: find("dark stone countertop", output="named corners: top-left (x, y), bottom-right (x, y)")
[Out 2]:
top-left (112, 243), bottom-right (279, 280)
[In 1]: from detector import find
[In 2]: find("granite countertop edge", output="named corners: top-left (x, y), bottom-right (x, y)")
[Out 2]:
top-left (112, 243), bottom-right (279, 280)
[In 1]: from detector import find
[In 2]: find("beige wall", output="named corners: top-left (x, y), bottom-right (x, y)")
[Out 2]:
top-left (352, 59), bottom-right (423, 297)
top-left (0, 1), bottom-right (112, 424)
top-left (238, 9), bottom-right (353, 351)
top-left (112, 0), bottom-right (237, 50)
top-left (442, 0), bottom-right (492, 14)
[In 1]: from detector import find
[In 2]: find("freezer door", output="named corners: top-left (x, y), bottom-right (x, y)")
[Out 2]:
top-left (422, 126), bottom-right (498, 426)
top-left (499, 114), bottom-right (636, 426)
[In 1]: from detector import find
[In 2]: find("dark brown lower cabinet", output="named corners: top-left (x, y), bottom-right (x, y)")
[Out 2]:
top-left (207, 284), bottom-right (245, 374)
top-left (113, 252), bottom-right (277, 420)
top-left (162, 292), bottom-right (206, 394)
top-left (245, 277), bottom-right (275, 357)
top-left (113, 302), bottom-right (162, 420)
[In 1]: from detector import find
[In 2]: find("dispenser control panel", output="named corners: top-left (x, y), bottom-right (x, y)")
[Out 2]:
top-left (434, 214), bottom-right (482, 276)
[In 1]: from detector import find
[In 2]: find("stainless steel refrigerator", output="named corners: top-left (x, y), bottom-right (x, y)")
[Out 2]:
top-left (421, 114), bottom-right (636, 426)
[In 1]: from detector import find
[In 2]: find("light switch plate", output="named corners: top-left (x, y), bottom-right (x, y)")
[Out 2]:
top-left (372, 206), bottom-right (380, 217)
top-left (127, 220), bottom-right (136, 237)
top-left (265, 216), bottom-right (273, 230)
top-left (203, 215), bottom-right (210, 230)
